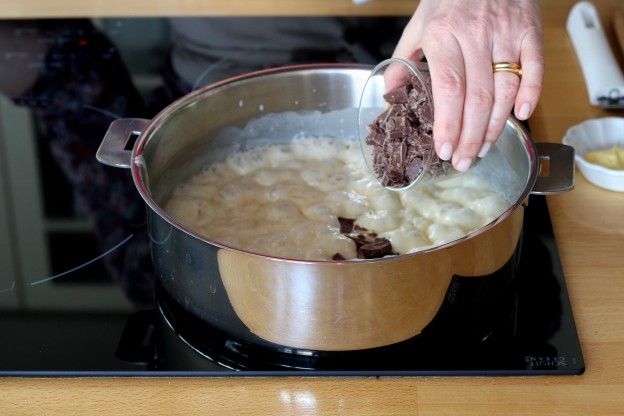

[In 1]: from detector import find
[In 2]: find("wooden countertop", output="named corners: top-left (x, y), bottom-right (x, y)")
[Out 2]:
top-left (3, 0), bottom-right (416, 18)
top-left (3, 1), bottom-right (624, 414)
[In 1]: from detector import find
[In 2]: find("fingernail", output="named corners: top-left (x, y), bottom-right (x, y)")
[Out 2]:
top-left (439, 143), bottom-right (453, 160)
top-left (478, 142), bottom-right (491, 158)
top-left (518, 102), bottom-right (531, 120)
top-left (456, 158), bottom-right (472, 172)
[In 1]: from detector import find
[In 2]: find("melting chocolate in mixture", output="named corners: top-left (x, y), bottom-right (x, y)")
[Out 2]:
top-left (365, 74), bottom-right (453, 188)
top-left (333, 217), bottom-right (396, 260)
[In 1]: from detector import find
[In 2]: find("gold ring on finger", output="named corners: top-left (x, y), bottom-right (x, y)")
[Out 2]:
top-left (492, 62), bottom-right (522, 78)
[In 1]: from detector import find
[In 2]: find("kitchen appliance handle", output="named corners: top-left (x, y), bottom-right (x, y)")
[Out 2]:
top-left (566, 1), bottom-right (624, 108)
top-left (531, 142), bottom-right (575, 195)
top-left (96, 118), bottom-right (150, 168)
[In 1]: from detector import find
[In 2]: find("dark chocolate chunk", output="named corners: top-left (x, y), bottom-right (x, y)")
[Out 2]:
top-left (365, 130), bottom-right (385, 147)
top-left (383, 85), bottom-right (410, 104)
top-left (334, 211), bottom-right (398, 259)
top-left (405, 157), bottom-right (424, 182)
top-left (338, 219), bottom-right (396, 259)
top-left (347, 234), bottom-right (361, 244)
top-left (337, 217), bottom-right (355, 234)
top-left (360, 238), bottom-right (393, 259)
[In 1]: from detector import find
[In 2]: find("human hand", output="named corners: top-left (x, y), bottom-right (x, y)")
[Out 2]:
top-left (392, 0), bottom-right (544, 171)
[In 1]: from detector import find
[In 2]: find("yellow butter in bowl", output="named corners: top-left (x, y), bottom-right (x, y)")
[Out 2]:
top-left (584, 145), bottom-right (624, 170)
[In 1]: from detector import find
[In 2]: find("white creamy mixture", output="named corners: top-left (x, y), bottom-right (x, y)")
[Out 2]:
top-left (164, 138), bottom-right (508, 260)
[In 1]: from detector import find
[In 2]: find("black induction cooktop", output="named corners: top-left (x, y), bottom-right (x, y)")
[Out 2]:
top-left (0, 18), bottom-right (583, 376)
top-left (0, 194), bottom-right (584, 376)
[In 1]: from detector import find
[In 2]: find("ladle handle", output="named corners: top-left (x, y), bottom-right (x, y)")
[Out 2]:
top-left (96, 118), bottom-right (150, 169)
top-left (531, 142), bottom-right (575, 195)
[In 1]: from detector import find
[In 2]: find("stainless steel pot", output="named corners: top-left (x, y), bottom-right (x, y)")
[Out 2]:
top-left (97, 64), bottom-right (574, 352)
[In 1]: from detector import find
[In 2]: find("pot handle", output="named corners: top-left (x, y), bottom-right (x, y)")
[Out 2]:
top-left (531, 142), bottom-right (575, 195)
top-left (96, 118), bottom-right (150, 168)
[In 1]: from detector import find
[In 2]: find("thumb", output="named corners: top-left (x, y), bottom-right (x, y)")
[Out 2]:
top-left (386, 22), bottom-right (425, 91)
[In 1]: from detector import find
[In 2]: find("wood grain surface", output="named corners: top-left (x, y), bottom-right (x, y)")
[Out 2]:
top-left (2, 1), bottom-right (624, 415)
top-left (1, 0), bottom-right (420, 18)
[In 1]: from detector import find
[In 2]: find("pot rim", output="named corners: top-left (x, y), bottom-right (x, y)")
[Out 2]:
top-left (131, 63), bottom-right (538, 265)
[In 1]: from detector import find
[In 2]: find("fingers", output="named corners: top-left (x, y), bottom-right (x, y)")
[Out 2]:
top-left (515, 29), bottom-right (544, 120)
top-left (484, 43), bottom-right (521, 157)
top-left (481, 71), bottom-right (519, 156)
top-left (423, 34), bottom-right (466, 163)
top-left (386, 21), bottom-right (425, 91)
top-left (392, 12), bottom-right (425, 61)
top-left (451, 38), bottom-right (494, 171)
top-left (388, 0), bottom-right (544, 172)
top-left (384, 61), bottom-right (416, 94)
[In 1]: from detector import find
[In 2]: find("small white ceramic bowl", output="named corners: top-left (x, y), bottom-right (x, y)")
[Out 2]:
top-left (562, 117), bottom-right (624, 192)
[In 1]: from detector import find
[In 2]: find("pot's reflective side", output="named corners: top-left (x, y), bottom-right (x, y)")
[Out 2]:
top-left (147, 207), bottom-right (252, 340)
top-left (148, 200), bottom-right (524, 352)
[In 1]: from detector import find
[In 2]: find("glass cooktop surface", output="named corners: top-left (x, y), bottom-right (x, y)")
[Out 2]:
top-left (0, 18), bottom-right (583, 376)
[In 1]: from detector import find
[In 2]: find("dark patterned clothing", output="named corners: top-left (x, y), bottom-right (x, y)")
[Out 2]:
top-left (13, 20), bottom-right (154, 307)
